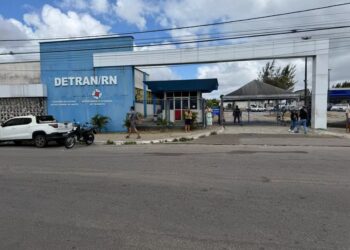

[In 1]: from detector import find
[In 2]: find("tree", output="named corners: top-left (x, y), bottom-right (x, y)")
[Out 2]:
top-left (206, 99), bottom-right (220, 108)
top-left (333, 81), bottom-right (350, 88)
top-left (259, 60), bottom-right (297, 91)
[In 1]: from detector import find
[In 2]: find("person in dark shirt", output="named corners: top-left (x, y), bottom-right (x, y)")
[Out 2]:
top-left (295, 106), bottom-right (308, 134)
top-left (233, 105), bottom-right (241, 124)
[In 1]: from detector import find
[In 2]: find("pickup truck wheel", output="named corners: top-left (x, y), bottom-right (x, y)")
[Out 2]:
top-left (34, 134), bottom-right (47, 148)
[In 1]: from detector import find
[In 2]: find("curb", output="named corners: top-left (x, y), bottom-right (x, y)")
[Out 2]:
top-left (95, 127), bottom-right (225, 146)
top-left (314, 130), bottom-right (350, 139)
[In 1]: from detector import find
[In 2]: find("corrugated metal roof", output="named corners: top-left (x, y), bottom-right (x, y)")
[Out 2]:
top-left (144, 79), bottom-right (218, 93)
top-left (223, 80), bottom-right (299, 101)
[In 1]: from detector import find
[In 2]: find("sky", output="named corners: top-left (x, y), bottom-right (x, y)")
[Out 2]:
top-left (1, 0), bottom-right (350, 98)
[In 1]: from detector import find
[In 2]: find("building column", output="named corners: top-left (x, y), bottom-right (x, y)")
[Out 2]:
top-left (312, 53), bottom-right (329, 129)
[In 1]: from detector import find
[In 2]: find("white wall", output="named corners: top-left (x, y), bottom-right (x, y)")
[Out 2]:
top-left (0, 84), bottom-right (47, 98)
top-left (0, 61), bottom-right (40, 85)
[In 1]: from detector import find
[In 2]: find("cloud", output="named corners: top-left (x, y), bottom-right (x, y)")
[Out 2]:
top-left (0, 5), bottom-right (110, 62)
top-left (139, 66), bottom-right (180, 81)
top-left (136, 42), bottom-right (179, 80)
top-left (59, 0), bottom-right (110, 14)
top-left (114, 0), bottom-right (158, 30)
top-left (23, 4), bottom-right (110, 38)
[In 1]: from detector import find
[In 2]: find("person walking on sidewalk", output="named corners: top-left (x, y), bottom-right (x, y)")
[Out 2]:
top-left (126, 106), bottom-right (141, 139)
top-left (289, 110), bottom-right (298, 132)
top-left (295, 106), bottom-right (308, 134)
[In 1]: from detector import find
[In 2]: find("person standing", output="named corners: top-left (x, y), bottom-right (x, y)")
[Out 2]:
top-left (205, 106), bottom-right (213, 127)
top-left (184, 109), bottom-right (193, 132)
top-left (289, 110), bottom-right (298, 132)
top-left (295, 106), bottom-right (308, 134)
top-left (233, 105), bottom-right (241, 124)
top-left (346, 104), bottom-right (350, 133)
top-left (125, 106), bottom-right (141, 139)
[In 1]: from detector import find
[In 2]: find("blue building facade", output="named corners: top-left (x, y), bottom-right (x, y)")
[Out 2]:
top-left (40, 37), bottom-right (137, 131)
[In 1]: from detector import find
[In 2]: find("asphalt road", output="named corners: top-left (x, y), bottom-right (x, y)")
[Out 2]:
top-left (0, 136), bottom-right (349, 250)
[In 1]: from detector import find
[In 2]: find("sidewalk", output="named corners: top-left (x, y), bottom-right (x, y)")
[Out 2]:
top-left (95, 126), bottom-right (224, 145)
top-left (95, 125), bottom-right (350, 145)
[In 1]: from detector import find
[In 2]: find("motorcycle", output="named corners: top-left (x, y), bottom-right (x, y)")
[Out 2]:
top-left (64, 122), bottom-right (97, 149)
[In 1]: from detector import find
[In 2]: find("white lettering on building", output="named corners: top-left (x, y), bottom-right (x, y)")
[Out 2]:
top-left (53, 76), bottom-right (118, 87)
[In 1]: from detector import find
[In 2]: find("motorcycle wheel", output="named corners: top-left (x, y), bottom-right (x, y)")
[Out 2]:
top-left (64, 135), bottom-right (76, 149)
top-left (85, 133), bottom-right (95, 145)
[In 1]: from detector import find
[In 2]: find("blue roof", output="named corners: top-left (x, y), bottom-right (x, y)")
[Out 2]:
top-left (144, 79), bottom-right (218, 93)
top-left (329, 89), bottom-right (350, 98)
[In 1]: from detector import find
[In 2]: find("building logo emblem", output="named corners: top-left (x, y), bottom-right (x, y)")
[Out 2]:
top-left (92, 89), bottom-right (102, 99)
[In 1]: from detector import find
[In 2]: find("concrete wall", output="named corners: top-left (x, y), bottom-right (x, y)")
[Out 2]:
top-left (0, 61), bottom-right (40, 85)
top-left (0, 97), bottom-right (47, 122)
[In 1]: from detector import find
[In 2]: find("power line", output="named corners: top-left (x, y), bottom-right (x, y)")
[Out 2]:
top-left (2, 25), bottom-right (350, 57)
top-left (5, 15), bottom-right (350, 51)
top-left (3, 37), bottom-right (350, 72)
top-left (0, 2), bottom-right (350, 42)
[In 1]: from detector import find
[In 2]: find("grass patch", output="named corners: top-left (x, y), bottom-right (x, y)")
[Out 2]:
top-left (124, 141), bottom-right (137, 145)
top-left (105, 139), bottom-right (115, 145)
top-left (179, 137), bottom-right (194, 142)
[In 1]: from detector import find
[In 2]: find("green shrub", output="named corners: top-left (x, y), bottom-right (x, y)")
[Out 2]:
top-left (106, 139), bottom-right (115, 145)
top-left (91, 114), bottom-right (110, 133)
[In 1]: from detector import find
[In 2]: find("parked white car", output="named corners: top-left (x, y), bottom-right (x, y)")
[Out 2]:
top-left (248, 105), bottom-right (265, 112)
top-left (330, 104), bottom-right (348, 112)
top-left (0, 115), bottom-right (72, 147)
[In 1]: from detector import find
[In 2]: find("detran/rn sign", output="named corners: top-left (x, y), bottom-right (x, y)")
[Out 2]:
top-left (54, 76), bottom-right (117, 87)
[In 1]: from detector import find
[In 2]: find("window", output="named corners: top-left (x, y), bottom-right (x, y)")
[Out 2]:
top-left (168, 98), bottom-right (174, 110)
top-left (37, 115), bottom-right (55, 123)
top-left (182, 98), bottom-right (189, 109)
top-left (20, 118), bottom-right (32, 125)
top-left (135, 88), bottom-right (143, 103)
top-left (147, 91), bottom-right (153, 104)
top-left (190, 97), bottom-right (197, 109)
top-left (174, 92), bottom-right (182, 97)
top-left (3, 118), bottom-right (31, 127)
top-left (175, 99), bottom-right (181, 109)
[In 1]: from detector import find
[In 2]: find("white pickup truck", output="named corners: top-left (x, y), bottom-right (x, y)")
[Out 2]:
top-left (0, 115), bottom-right (72, 147)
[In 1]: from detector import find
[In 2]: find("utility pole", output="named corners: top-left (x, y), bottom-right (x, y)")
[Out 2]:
top-left (304, 57), bottom-right (308, 106)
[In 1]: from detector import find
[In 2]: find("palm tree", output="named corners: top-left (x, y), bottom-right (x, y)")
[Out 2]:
top-left (91, 114), bottom-right (110, 133)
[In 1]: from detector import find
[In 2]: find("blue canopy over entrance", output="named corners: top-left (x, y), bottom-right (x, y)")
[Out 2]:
top-left (144, 79), bottom-right (218, 93)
